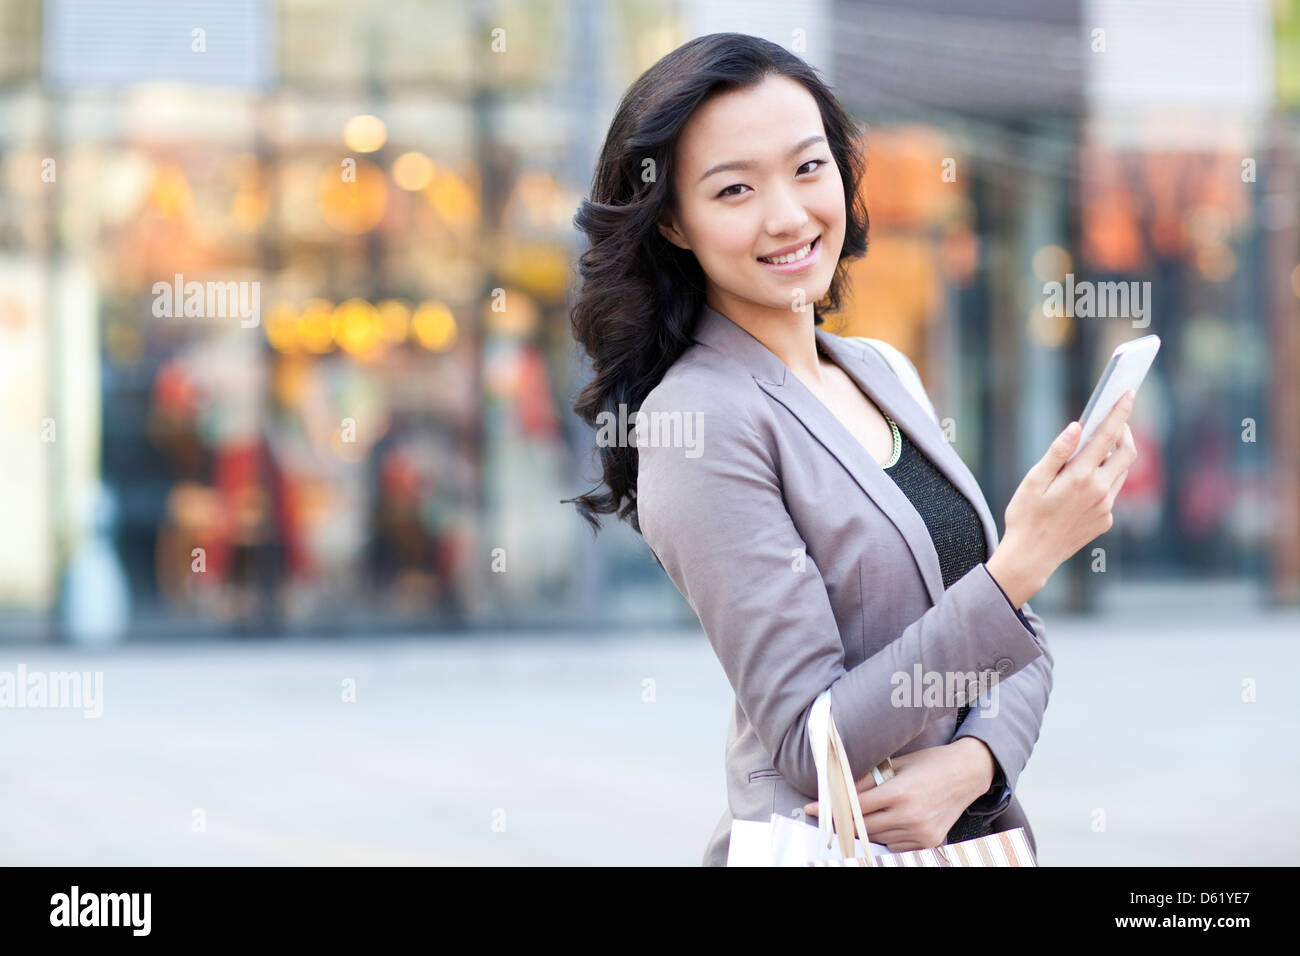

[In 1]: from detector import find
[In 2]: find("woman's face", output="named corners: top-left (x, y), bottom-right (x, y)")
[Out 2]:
top-left (659, 73), bottom-right (846, 322)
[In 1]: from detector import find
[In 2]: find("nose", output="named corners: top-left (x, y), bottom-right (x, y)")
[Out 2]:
top-left (763, 181), bottom-right (810, 242)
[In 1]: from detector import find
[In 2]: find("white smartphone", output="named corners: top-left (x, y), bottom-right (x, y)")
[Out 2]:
top-left (1067, 334), bottom-right (1161, 463)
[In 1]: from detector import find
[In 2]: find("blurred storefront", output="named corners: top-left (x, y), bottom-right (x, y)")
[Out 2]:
top-left (825, 0), bottom-right (1300, 610)
top-left (0, 0), bottom-right (681, 639)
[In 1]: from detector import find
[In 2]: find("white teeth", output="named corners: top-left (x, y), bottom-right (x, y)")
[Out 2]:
top-left (759, 239), bottom-right (814, 265)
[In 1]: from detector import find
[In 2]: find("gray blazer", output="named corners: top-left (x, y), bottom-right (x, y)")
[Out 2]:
top-left (635, 303), bottom-right (1054, 867)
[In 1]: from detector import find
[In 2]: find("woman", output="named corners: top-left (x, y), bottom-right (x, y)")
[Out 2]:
top-left (565, 33), bottom-right (1137, 866)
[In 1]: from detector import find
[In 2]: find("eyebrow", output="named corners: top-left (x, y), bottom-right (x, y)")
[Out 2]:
top-left (697, 134), bottom-right (828, 184)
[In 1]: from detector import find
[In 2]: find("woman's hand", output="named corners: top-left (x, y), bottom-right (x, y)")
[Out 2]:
top-left (985, 390), bottom-right (1139, 607)
top-left (802, 738), bottom-right (995, 851)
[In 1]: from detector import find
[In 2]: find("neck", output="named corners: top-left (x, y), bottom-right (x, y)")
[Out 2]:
top-left (705, 288), bottom-right (825, 385)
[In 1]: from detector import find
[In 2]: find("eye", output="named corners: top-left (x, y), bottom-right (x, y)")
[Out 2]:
top-left (715, 159), bottom-right (830, 199)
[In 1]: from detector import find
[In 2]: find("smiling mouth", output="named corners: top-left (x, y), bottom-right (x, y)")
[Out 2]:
top-left (757, 235), bottom-right (819, 265)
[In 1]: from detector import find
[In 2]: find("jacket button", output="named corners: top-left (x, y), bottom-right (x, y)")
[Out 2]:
top-left (994, 657), bottom-right (1014, 675)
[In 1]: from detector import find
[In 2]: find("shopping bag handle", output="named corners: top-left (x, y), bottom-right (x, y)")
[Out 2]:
top-left (808, 691), bottom-right (875, 859)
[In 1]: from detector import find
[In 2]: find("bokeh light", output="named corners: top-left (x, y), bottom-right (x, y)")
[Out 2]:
top-left (343, 114), bottom-right (387, 153)
top-left (392, 152), bottom-right (435, 191)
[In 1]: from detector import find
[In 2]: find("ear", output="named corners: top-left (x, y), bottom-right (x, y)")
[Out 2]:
top-left (657, 214), bottom-right (690, 252)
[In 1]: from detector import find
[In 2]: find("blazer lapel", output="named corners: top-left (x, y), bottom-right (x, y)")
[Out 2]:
top-left (814, 327), bottom-right (1002, 566)
top-left (691, 303), bottom-right (998, 606)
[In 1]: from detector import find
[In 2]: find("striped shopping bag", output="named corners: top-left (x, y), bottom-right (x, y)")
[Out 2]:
top-left (809, 827), bottom-right (1038, 866)
top-left (806, 691), bottom-right (1038, 867)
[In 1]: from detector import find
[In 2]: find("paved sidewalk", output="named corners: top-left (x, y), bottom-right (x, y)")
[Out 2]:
top-left (1, 605), bottom-right (1296, 865)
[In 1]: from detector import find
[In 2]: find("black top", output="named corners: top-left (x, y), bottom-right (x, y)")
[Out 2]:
top-left (879, 423), bottom-right (1036, 633)
top-left (882, 425), bottom-right (989, 590)
top-left (878, 416), bottom-right (1035, 844)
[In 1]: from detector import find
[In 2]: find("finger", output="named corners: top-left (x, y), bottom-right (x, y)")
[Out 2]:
top-left (853, 780), bottom-right (896, 816)
top-left (864, 825), bottom-right (906, 844)
top-left (802, 800), bottom-right (896, 842)
top-left (852, 771), bottom-right (879, 792)
top-left (805, 800), bottom-right (898, 831)
top-left (1097, 423), bottom-right (1133, 481)
top-left (870, 834), bottom-right (923, 852)
top-left (1076, 389), bottom-right (1135, 471)
top-left (864, 827), bottom-right (926, 851)
top-left (860, 807), bottom-right (901, 835)
top-left (804, 764), bottom-right (898, 816)
top-left (1025, 420), bottom-right (1082, 492)
top-left (1081, 391), bottom-right (1134, 469)
top-left (803, 778), bottom-right (886, 816)
top-left (1103, 466), bottom-right (1129, 511)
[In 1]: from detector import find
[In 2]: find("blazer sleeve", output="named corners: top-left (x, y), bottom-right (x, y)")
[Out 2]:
top-left (635, 391), bottom-right (1048, 799)
top-left (887, 343), bottom-right (1053, 813)
top-left (952, 599), bottom-right (1054, 816)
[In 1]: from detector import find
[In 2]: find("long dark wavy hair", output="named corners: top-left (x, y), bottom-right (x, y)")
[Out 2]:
top-left (563, 32), bottom-right (870, 535)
